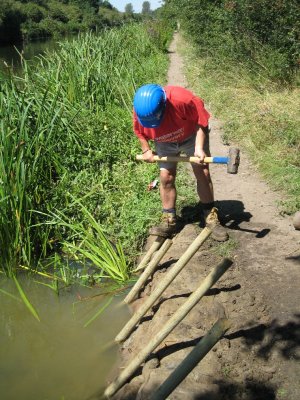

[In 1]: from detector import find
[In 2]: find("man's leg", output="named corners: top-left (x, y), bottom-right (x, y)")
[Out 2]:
top-left (191, 163), bottom-right (214, 204)
top-left (159, 167), bottom-right (177, 209)
top-left (181, 132), bottom-right (228, 241)
top-left (149, 142), bottom-right (179, 237)
top-left (149, 167), bottom-right (178, 237)
top-left (191, 163), bottom-right (228, 241)
top-left (179, 133), bottom-right (214, 204)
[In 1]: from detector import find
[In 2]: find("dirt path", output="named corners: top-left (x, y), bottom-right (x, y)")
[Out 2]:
top-left (110, 34), bottom-right (300, 400)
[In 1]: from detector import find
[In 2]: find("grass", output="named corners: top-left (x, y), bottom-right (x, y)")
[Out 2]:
top-left (43, 202), bottom-right (130, 283)
top-left (0, 23), bottom-right (172, 281)
top-left (277, 388), bottom-right (288, 399)
top-left (179, 36), bottom-right (300, 215)
top-left (221, 365), bottom-right (232, 378)
top-left (13, 274), bottom-right (40, 321)
top-left (176, 163), bottom-right (200, 208)
top-left (213, 238), bottom-right (238, 259)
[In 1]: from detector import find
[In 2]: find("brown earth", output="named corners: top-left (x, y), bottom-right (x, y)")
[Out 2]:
top-left (108, 34), bottom-right (300, 400)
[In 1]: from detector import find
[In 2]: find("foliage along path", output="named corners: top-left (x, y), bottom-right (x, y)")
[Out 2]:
top-left (109, 33), bottom-right (300, 400)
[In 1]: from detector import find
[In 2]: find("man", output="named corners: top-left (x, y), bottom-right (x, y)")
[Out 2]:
top-left (133, 83), bottom-right (228, 241)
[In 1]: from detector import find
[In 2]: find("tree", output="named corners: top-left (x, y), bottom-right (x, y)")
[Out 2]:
top-left (125, 3), bottom-right (134, 14)
top-left (142, 1), bottom-right (151, 15)
top-left (70, 0), bottom-right (99, 13)
top-left (0, 0), bottom-right (24, 44)
top-left (99, 1), bottom-right (114, 9)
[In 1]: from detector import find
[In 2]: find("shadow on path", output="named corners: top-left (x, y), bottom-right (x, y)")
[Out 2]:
top-left (106, 378), bottom-right (277, 400)
top-left (226, 313), bottom-right (300, 360)
top-left (180, 200), bottom-right (271, 238)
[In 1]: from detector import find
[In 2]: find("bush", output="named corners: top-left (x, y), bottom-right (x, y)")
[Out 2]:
top-left (0, 0), bottom-right (24, 43)
top-left (145, 19), bottom-right (173, 52)
top-left (98, 7), bottom-right (124, 27)
top-left (48, 1), bottom-right (69, 23)
top-left (0, 0), bottom-right (127, 43)
top-left (21, 20), bottom-right (49, 39)
top-left (19, 2), bottom-right (45, 23)
top-left (162, 0), bottom-right (300, 84)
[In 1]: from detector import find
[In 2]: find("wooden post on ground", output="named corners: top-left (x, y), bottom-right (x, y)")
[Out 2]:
top-left (104, 258), bottom-right (232, 398)
top-left (125, 239), bottom-right (173, 304)
top-left (150, 318), bottom-right (231, 400)
top-left (134, 236), bottom-right (165, 273)
top-left (115, 227), bottom-right (212, 343)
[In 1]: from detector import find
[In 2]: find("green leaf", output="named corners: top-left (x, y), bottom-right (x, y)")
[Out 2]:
top-left (0, 288), bottom-right (22, 302)
top-left (84, 296), bottom-right (113, 328)
top-left (13, 276), bottom-right (40, 322)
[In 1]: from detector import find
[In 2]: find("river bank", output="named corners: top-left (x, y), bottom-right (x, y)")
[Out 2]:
top-left (0, 24), bottom-right (171, 400)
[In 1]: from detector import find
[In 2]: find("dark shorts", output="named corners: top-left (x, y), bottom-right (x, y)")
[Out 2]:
top-left (154, 130), bottom-right (211, 170)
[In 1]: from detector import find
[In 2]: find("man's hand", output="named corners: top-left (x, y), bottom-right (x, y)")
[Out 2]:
top-left (139, 138), bottom-right (155, 163)
top-left (194, 126), bottom-right (208, 164)
top-left (194, 148), bottom-right (207, 163)
top-left (142, 149), bottom-right (155, 163)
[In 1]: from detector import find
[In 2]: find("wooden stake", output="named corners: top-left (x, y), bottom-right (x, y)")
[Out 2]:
top-left (115, 227), bottom-right (212, 343)
top-left (104, 258), bottom-right (232, 398)
top-left (150, 318), bottom-right (231, 400)
top-left (134, 236), bottom-right (165, 273)
top-left (125, 239), bottom-right (173, 304)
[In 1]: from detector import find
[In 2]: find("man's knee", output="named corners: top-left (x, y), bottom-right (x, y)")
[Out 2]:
top-left (201, 166), bottom-right (211, 179)
top-left (160, 169), bottom-right (176, 188)
top-left (193, 164), bottom-right (210, 179)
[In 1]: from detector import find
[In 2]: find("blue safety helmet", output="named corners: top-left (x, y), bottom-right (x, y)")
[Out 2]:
top-left (133, 84), bottom-right (167, 128)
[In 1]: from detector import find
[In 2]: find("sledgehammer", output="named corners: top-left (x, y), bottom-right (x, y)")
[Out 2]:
top-left (136, 147), bottom-right (240, 174)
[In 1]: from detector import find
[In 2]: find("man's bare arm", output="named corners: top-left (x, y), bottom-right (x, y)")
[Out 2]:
top-left (138, 137), bottom-right (155, 162)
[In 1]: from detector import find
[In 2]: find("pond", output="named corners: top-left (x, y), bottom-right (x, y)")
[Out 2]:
top-left (0, 277), bottom-right (130, 400)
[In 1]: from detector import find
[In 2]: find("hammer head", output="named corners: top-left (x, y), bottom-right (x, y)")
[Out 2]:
top-left (227, 147), bottom-right (240, 174)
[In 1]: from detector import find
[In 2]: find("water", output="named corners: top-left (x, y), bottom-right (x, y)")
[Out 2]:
top-left (0, 277), bottom-right (130, 400)
top-left (0, 34), bottom-right (132, 398)
top-left (0, 36), bottom-right (69, 74)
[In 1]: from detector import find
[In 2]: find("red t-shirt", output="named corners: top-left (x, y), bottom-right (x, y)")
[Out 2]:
top-left (133, 86), bottom-right (210, 143)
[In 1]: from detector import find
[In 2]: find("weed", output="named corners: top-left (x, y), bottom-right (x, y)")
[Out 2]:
top-left (214, 238), bottom-right (238, 259)
top-left (221, 365), bottom-right (232, 378)
top-left (277, 388), bottom-right (288, 399)
top-left (13, 275), bottom-right (40, 321)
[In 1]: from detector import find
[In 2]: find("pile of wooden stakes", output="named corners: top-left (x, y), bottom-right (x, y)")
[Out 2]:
top-left (105, 225), bottom-right (232, 399)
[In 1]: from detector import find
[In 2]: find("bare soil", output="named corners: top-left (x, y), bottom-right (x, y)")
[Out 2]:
top-left (110, 34), bottom-right (300, 400)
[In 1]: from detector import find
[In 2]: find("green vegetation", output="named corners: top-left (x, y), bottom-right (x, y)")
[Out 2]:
top-left (13, 274), bottom-right (40, 320)
top-left (161, 1), bottom-right (300, 214)
top-left (277, 388), bottom-right (288, 399)
top-left (162, 0), bottom-right (299, 84)
top-left (0, 22), bottom-right (174, 282)
top-left (180, 39), bottom-right (300, 214)
top-left (213, 238), bottom-right (238, 259)
top-left (0, 0), bottom-right (137, 44)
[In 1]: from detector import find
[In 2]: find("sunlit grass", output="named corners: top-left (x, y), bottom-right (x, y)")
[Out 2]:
top-left (83, 296), bottom-right (113, 328)
top-left (13, 275), bottom-right (40, 321)
top-left (181, 37), bottom-right (300, 214)
top-left (42, 201), bottom-right (130, 283)
top-left (0, 23), bottom-right (171, 279)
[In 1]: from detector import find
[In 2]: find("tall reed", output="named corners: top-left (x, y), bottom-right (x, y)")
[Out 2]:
top-left (0, 24), bottom-right (171, 279)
